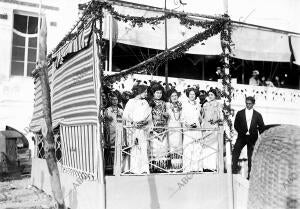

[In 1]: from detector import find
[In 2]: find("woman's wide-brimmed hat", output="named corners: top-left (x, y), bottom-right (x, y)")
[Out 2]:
top-left (132, 84), bottom-right (148, 97)
top-left (252, 70), bottom-right (259, 75)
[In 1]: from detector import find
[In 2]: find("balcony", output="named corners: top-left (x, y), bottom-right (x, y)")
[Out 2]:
top-left (111, 74), bottom-right (300, 126)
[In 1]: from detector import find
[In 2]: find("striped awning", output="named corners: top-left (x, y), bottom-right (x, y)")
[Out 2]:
top-left (52, 19), bottom-right (94, 68)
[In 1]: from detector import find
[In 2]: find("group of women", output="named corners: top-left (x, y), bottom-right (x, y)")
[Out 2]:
top-left (104, 83), bottom-right (223, 174)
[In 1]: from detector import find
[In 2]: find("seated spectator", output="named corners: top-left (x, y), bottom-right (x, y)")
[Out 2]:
top-left (274, 76), bottom-right (281, 88)
top-left (265, 78), bottom-right (274, 87)
top-left (249, 70), bottom-right (262, 86)
top-left (260, 76), bottom-right (267, 86)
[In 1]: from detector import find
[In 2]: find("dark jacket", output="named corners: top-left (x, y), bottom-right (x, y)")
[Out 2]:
top-left (234, 109), bottom-right (265, 143)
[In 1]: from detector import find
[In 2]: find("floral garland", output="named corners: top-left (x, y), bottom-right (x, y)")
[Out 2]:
top-left (220, 14), bottom-right (234, 141)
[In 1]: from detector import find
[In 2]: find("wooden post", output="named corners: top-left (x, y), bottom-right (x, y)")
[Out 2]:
top-left (114, 123), bottom-right (123, 176)
top-left (164, 0), bottom-right (169, 88)
top-left (93, 5), bottom-right (106, 209)
top-left (222, 0), bottom-right (234, 208)
top-left (38, 64), bottom-right (65, 209)
top-left (35, 15), bottom-right (65, 209)
top-left (109, 14), bottom-right (113, 72)
top-left (202, 56), bottom-right (205, 80)
top-left (242, 60), bottom-right (245, 84)
top-left (218, 126), bottom-right (224, 173)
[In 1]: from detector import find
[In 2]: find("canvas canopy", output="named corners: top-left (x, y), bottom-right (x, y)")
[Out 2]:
top-left (101, 0), bottom-right (300, 64)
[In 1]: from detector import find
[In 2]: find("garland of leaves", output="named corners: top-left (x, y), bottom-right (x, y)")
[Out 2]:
top-left (103, 17), bottom-right (229, 84)
top-left (89, 1), bottom-right (218, 29)
top-left (220, 14), bottom-right (234, 141)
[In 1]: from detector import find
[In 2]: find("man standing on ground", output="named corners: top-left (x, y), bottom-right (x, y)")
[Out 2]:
top-left (232, 96), bottom-right (265, 179)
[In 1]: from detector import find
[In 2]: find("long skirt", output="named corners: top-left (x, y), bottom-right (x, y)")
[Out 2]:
top-left (168, 121), bottom-right (183, 170)
top-left (149, 130), bottom-right (169, 172)
top-left (129, 129), bottom-right (149, 174)
top-left (202, 123), bottom-right (219, 171)
top-left (182, 129), bottom-right (203, 172)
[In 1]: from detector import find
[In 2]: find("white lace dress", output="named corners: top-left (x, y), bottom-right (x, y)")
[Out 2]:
top-left (123, 98), bottom-right (152, 174)
top-left (181, 100), bottom-right (203, 172)
top-left (166, 102), bottom-right (183, 170)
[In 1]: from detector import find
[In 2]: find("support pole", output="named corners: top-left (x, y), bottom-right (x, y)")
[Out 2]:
top-left (218, 126), bottom-right (224, 173)
top-left (242, 60), bottom-right (245, 84)
top-left (226, 140), bottom-right (234, 209)
top-left (164, 0), bottom-right (168, 88)
top-left (93, 6), bottom-right (106, 209)
top-left (35, 14), bottom-right (65, 209)
top-left (222, 0), bottom-right (234, 208)
top-left (36, 0), bottom-right (42, 62)
top-left (202, 56), bottom-right (205, 80)
top-left (109, 14), bottom-right (113, 72)
top-left (38, 64), bottom-right (65, 209)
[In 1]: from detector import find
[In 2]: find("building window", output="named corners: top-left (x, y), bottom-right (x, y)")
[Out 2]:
top-left (11, 13), bottom-right (39, 76)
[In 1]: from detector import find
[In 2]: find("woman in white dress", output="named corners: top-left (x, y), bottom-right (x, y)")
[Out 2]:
top-left (201, 88), bottom-right (223, 171)
top-left (123, 85), bottom-right (152, 174)
top-left (166, 89), bottom-right (183, 171)
top-left (181, 88), bottom-right (203, 172)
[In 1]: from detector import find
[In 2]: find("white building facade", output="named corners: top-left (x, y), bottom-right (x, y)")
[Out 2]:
top-left (0, 0), bottom-right (65, 146)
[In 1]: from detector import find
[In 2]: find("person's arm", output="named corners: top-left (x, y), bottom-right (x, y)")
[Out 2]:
top-left (249, 78), bottom-right (255, 85)
top-left (257, 113), bottom-right (265, 134)
top-left (122, 100), bottom-right (133, 123)
top-left (234, 111), bottom-right (241, 133)
top-left (104, 108), bottom-right (112, 123)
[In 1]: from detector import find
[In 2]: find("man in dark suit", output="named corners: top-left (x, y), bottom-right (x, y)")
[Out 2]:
top-left (232, 96), bottom-right (265, 179)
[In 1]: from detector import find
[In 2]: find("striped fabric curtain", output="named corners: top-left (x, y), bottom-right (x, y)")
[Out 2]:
top-left (51, 45), bottom-right (98, 124)
top-left (60, 124), bottom-right (98, 179)
top-left (29, 67), bottom-right (53, 132)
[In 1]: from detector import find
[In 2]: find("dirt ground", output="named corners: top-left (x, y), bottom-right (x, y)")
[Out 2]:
top-left (0, 176), bottom-right (55, 209)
